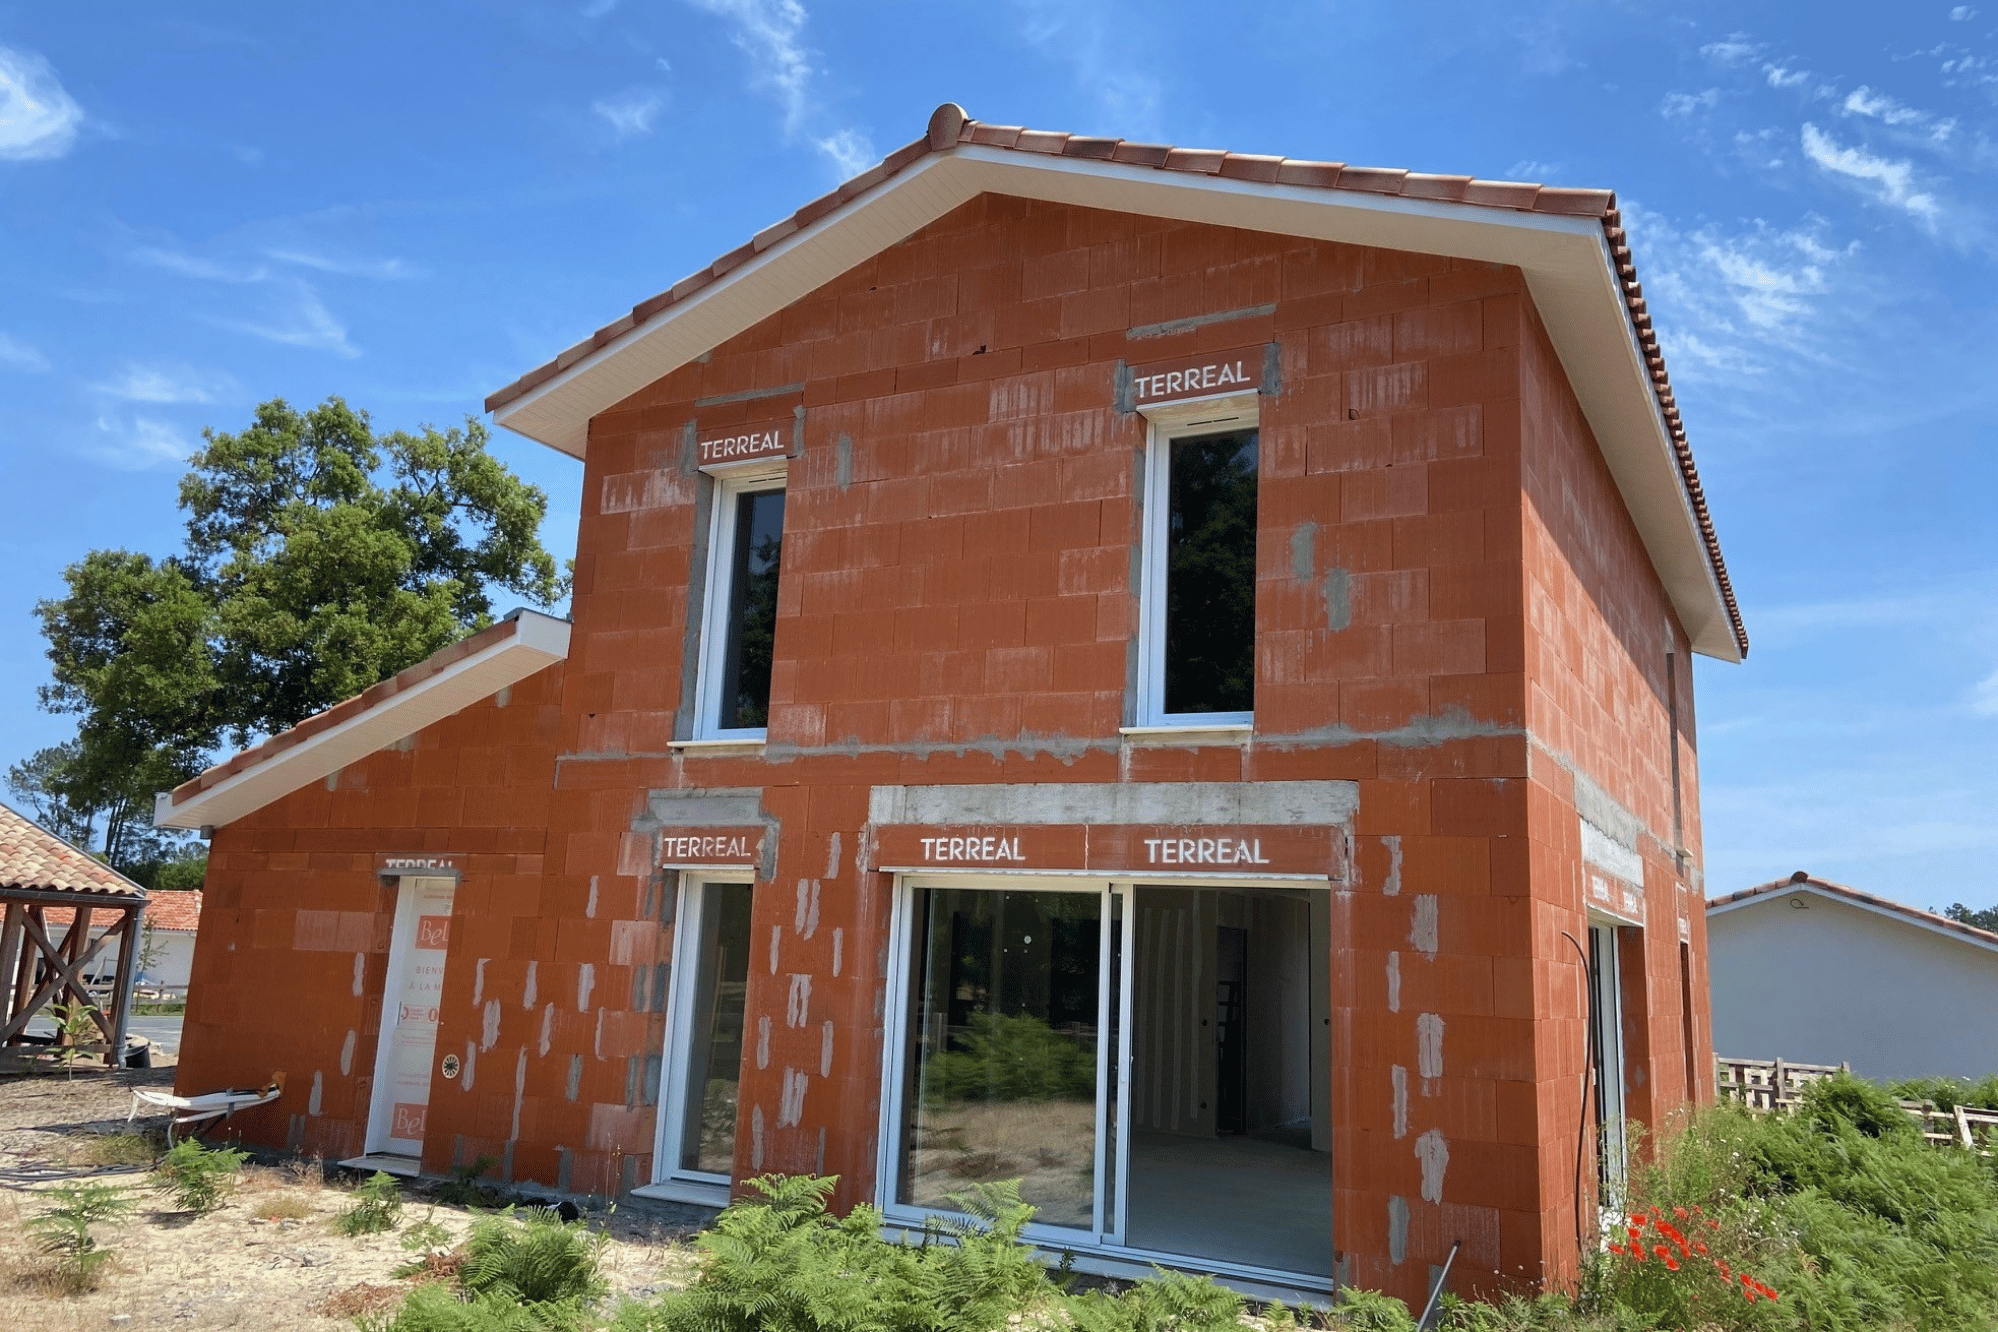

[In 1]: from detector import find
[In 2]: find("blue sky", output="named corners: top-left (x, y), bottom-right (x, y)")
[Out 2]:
top-left (2, 2), bottom-right (1995, 908)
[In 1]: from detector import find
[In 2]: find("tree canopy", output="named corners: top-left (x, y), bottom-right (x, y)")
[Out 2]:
top-left (15, 397), bottom-right (565, 880)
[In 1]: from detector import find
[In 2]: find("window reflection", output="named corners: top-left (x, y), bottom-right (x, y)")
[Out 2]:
top-left (1164, 429), bottom-right (1258, 716)
top-left (680, 881), bottom-right (753, 1175)
top-left (899, 888), bottom-right (1101, 1229)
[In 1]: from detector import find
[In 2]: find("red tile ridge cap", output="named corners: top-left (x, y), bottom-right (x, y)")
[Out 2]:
top-left (168, 616), bottom-right (523, 807)
top-left (1710, 872), bottom-right (1998, 950)
top-left (485, 103), bottom-right (1745, 659)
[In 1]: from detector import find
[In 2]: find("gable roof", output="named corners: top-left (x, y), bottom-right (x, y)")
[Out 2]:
top-left (1709, 872), bottom-right (1998, 957)
top-left (154, 609), bottom-right (571, 832)
top-left (0, 800), bottom-right (145, 902)
top-left (487, 103), bottom-right (1745, 662)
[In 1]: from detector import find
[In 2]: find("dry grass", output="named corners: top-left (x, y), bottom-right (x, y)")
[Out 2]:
top-left (314, 1282), bottom-right (408, 1320)
top-left (249, 1193), bottom-right (317, 1222)
top-left (62, 1130), bottom-right (157, 1168)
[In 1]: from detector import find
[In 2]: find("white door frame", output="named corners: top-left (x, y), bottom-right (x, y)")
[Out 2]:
top-left (639, 873), bottom-right (753, 1206)
top-left (364, 875), bottom-right (456, 1158)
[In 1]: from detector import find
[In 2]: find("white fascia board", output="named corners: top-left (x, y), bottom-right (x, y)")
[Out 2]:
top-left (493, 147), bottom-right (1735, 659)
top-left (1707, 884), bottom-right (1998, 958)
top-left (153, 612), bottom-right (571, 831)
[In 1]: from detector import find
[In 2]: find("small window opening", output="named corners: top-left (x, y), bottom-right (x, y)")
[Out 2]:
top-left (1143, 425), bottom-right (1258, 724)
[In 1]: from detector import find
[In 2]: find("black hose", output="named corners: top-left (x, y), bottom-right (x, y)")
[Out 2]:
top-left (1562, 929), bottom-right (1597, 1276)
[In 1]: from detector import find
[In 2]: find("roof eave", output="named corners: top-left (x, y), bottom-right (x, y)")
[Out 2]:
top-left (155, 610), bottom-right (572, 831)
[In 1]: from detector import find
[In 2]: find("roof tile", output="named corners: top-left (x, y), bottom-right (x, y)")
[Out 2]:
top-left (0, 801), bottom-right (145, 899)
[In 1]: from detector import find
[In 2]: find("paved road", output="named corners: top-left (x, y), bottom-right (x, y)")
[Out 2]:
top-left (128, 1015), bottom-right (183, 1055)
top-left (23, 1013), bottom-right (183, 1056)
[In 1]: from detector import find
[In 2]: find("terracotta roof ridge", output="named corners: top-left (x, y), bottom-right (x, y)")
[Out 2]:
top-left (1710, 872), bottom-right (1998, 949)
top-left (0, 797), bottom-right (147, 899)
top-left (484, 103), bottom-right (1745, 658)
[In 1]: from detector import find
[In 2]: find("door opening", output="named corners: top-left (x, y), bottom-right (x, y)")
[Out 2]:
top-left (649, 878), bottom-right (755, 1201)
top-left (364, 875), bottom-right (456, 1161)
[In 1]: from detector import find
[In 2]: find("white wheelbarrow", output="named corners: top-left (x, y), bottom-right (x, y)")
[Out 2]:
top-left (129, 1076), bottom-right (284, 1143)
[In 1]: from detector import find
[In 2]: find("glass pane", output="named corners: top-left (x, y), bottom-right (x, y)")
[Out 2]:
top-left (900, 888), bottom-right (1102, 1230)
top-left (720, 488), bottom-right (785, 730)
top-left (1165, 430), bottom-right (1258, 715)
top-left (679, 882), bottom-right (754, 1174)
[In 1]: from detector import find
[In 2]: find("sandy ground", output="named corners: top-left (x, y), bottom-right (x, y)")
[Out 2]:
top-left (0, 1064), bottom-right (713, 1330)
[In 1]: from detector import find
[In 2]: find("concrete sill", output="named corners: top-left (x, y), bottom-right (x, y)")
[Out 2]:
top-left (668, 737), bottom-right (766, 754)
top-left (338, 1153), bottom-right (422, 1178)
top-left (630, 1178), bottom-right (730, 1208)
top-left (1118, 724), bottom-right (1254, 746)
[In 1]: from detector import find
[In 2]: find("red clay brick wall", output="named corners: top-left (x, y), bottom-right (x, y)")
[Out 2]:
top-left (179, 667), bottom-right (577, 1176)
top-left (1516, 299), bottom-right (1712, 1285)
top-left (179, 191), bottom-right (1710, 1309)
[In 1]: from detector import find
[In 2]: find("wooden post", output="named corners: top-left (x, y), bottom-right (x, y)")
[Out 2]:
top-left (12, 906), bottom-right (40, 1043)
top-left (108, 906), bottom-right (141, 1064)
top-left (0, 904), bottom-right (20, 1043)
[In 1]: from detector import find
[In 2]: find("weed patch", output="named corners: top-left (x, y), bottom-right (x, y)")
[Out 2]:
top-left (151, 1136), bottom-right (247, 1214)
top-left (337, 1171), bottom-right (406, 1237)
top-left (250, 1193), bottom-right (317, 1223)
top-left (24, 1181), bottom-right (135, 1295)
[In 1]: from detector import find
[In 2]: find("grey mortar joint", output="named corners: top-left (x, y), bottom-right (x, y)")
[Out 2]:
top-left (1126, 302), bottom-right (1276, 340)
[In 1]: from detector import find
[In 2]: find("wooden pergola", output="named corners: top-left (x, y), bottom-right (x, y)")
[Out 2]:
top-left (0, 801), bottom-right (146, 1061)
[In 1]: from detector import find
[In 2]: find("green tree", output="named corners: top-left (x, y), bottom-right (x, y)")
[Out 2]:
top-left (1944, 902), bottom-right (1998, 933)
top-left (25, 397), bottom-right (564, 872)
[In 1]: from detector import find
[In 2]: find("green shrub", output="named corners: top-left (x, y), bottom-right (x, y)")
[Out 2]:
top-left (360, 1283), bottom-right (575, 1332)
top-left (460, 1207), bottom-right (608, 1307)
top-left (1599, 1073), bottom-right (1998, 1331)
top-left (151, 1136), bottom-right (248, 1214)
top-left (25, 1182), bottom-right (135, 1294)
top-left (1065, 1267), bottom-right (1243, 1331)
top-left (1886, 1073), bottom-right (1998, 1113)
top-left (336, 1170), bottom-right (406, 1237)
top-left (438, 1154), bottom-right (507, 1208)
top-left (403, 1211), bottom-right (454, 1253)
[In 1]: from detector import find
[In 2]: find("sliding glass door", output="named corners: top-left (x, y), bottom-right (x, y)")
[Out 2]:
top-left (882, 876), bottom-right (1333, 1282)
top-left (891, 880), bottom-right (1125, 1241)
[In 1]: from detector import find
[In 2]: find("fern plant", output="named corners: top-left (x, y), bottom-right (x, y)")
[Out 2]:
top-left (336, 1170), bottom-right (406, 1236)
top-left (152, 1136), bottom-right (248, 1214)
top-left (26, 1181), bottom-right (135, 1294)
top-left (459, 1206), bottom-right (608, 1307)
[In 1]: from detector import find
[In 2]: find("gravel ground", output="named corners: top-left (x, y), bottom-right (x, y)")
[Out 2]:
top-left (0, 1066), bottom-right (714, 1330)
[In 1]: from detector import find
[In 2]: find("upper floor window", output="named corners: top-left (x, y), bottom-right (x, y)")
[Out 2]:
top-left (1138, 412), bottom-right (1259, 727)
top-left (695, 472), bottom-right (785, 738)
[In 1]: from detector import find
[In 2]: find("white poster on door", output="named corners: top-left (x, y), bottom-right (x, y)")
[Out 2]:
top-left (378, 878), bottom-right (454, 1156)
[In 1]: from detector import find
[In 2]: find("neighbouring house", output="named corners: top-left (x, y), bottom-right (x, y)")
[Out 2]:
top-left (153, 106), bottom-right (1742, 1303)
top-left (1708, 873), bottom-right (1998, 1082)
top-left (0, 799), bottom-right (147, 1055)
top-left (47, 889), bottom-right (204, 997)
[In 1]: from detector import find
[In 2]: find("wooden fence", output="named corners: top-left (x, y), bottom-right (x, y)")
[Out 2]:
top-left (1716, 1055), bottom-right (1998, 1155)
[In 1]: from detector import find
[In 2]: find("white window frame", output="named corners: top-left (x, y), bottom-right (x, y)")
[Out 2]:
top-left (1135, 393), bottom-right (1261, 730)
top-left (693, 462), bottom-right (788, 740)
top-left (1587, 917), bottom-right (1629, 1215)
top-left (875, 868), bottom-right (1339, 1296)
top-left (639, 873), bottom-right (754, 1207)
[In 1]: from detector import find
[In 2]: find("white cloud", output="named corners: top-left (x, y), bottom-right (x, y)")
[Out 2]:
top-left (0, 332), bottom-right (48, 372)
top-left (592, 89), bottom-right (664, 138)
top-left (684, 0), bottom-right (876, 177)
top-left (1801, 123), bottom-right (1941, 223)
top-left (1662, 88), bottom-right (1722, 117)
top-left (1973, 668), bottom-right (1998, 716)
top-left (1951, 5), bottom-right (1978, 18)
top-left (581, 0), bottom-right (620, 15)
top-left (129, 245), bottom-right (267, 283)
top-left (1764, 64), bottom-right (1811, 89)
top-left (1011, 0), bottom-right (1163, 140)
top-left (1701, 36), bottom-right (1760, 64)
top-left (1622, 202), bottom-right (1855, 377)
top-left (92, 362), bottom-right (231, 404)
top-left (223, 283), bottom-right (358, 357)
top-left (88, 415), bottom-right (192, 469)
top-left (266, 248), bottom-right (415, 279)
top-left (1507, 159), bottom-right (1563, 181)
top-left (0, 44), bottom-right (81, 161)
top-left (1843, 86), bottom-right (1927, 126)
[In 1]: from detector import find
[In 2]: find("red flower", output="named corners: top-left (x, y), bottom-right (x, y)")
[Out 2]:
top-left (1716, 1261), bottom-right (1731, 1279)
top-left (1654, 1245), bottom-right (1672, 1262)
top-left (1692, 1241), bottom-right (1709, 1255)
top-left (1608, 1243), bottom-right (1627, 1256)
top-left (1627, 1227), bottom-right (1644, 1244)
top-left (1628, 1214), bottom-right (1648, 1229)
top-left (1673, 1206), bottom-right (1689, 1220)
top-left (1662, 1253), bottom-right (1680, 1271)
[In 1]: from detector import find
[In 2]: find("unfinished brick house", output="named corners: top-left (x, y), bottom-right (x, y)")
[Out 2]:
top-left (156, 105), bottom-right (1744, 1303)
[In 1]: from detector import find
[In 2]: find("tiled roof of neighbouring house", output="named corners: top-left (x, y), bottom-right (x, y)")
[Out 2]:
top-left (1709, 872), bottom-right (1998, 952)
